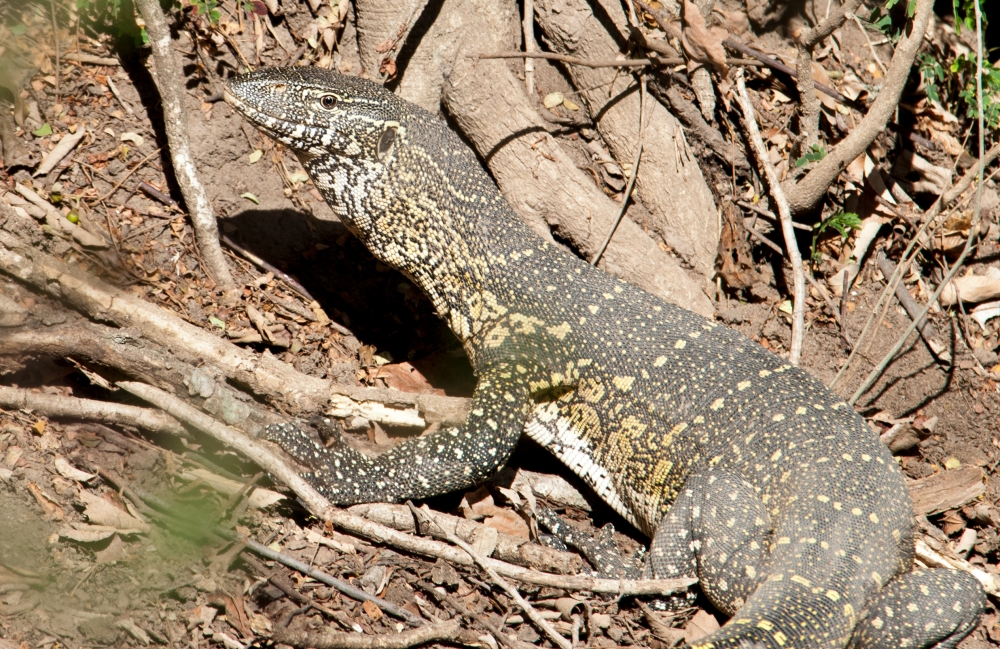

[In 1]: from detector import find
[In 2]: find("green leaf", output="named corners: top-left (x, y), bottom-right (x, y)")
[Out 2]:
top-left (32, 123), bottom-right (53, 137)
top-left (10, 24), bottom-right (27, 35)
top-left (810, 212), bottom-right (861, 262)
top-left (793, 144), bottom-right (826, 168)
top-left (240, 192), bottom-right (259, 204)
top-left (209, 316), bottom-right (226, 330)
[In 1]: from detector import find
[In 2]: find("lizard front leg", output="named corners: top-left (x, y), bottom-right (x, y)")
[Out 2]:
top-left (265, 360), bottom-right (542, 505)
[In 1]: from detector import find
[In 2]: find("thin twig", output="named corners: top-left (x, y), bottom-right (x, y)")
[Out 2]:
top-left (410, 504), bottom-right (572, 649)
top-left (850, 217), bottom-right (980, 405)
top-left (745, 222), bottom-right (783, 253)
top-left (241, 555), bottom-right (356, 632)
top-left (736, 200), bottom-right (812, 231)
top-left (830, 145), bottom-right (1000, 391)
top-left (480, 51), bottom-right (758, 69)
top-left (98, 148), bottom-right (162, 201)
top-left (135, 0), bottom-right (234, 288)
top-left (0, 385), bottom-right (185, 436)
top-left (113, 380), bottom-right (690, 596)
top-left (416, 581), bottom-right (531, 649)
top-left (593, 76), bottom-right (646, 266)
top-left (522, 0), bottom-right (536, 97)
top-left (849, 10), bottom-right (986, 406)
top-left (872, 253), bottom-right (948, 363)
top-left (722, 38), bottom-right (860, 108)
top-left (735, 70), bottom-right (806, 365)
top-left (851, 14), bottom-right (888, 76)
top-left (274, 620), bottom-right (462, 649)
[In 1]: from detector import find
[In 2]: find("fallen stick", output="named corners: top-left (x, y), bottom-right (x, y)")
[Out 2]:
top-left (118, 381), bottom-right (693, 596)
top-left (0, 386), bottom-right (186, 437)
top-left (875, 254), bottom-right (949, 361)
top-left (274, 619), bottom-right (462, 649)
top-left (60, 52), bottom-right (120, 66)
top-left (734, 70), bottom-right (805, 365)
top-left (134, 0), bottom-right (233, 288)
top-left (349, 502), bottom-right (581, 573)
top-left (412, 503), bottom-right (572, 649)
top-left (0, 224), bottom-right (468, 424)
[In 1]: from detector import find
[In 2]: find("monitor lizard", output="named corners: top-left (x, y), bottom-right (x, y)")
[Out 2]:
top-left (223, 67), bottom-right (984, 649)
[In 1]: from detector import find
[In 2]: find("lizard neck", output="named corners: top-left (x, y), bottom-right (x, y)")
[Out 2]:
top-left (301, 130), bottom-right (538, 354)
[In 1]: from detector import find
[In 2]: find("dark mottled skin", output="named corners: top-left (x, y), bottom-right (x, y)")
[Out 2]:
top-left (224, 67), bottom-right (983, 649)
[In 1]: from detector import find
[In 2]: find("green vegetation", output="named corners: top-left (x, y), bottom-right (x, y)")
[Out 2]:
top-left (811, 212), bottom-right (862, 262)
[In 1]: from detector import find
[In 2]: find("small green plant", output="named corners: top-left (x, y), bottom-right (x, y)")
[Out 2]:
top-left (918, 52), bottom-right (947, 103)
top-left (793, 144), bottom-right (826, 168)
top-left (866, 0), bottom-right (915, 41)
top-left (241, 0), bottom-right (268, 15)
top-left (952, 53), bottom-right (1000, 129)
top-left (952, 0), bottom-right (982, 34)
top-left (76, 0), bottom-right (145, 44)
top-left (191, 0), bottom-right (221, 24)
top-left (811, 212), bottom-right (861, 262)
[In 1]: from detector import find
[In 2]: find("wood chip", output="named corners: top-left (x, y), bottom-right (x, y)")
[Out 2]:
top-left (907, 466), bottom-right (985, 516)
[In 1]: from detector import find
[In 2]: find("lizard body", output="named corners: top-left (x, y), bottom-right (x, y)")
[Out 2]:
top-left (224, 67), bottom-right (983, 649)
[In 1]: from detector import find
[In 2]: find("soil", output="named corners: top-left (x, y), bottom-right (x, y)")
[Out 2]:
top-left (0, 0), bottom-right (998, 647)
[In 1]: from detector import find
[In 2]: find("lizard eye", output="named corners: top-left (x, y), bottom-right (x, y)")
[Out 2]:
top-left (319, 95), bottom-right (338, 110)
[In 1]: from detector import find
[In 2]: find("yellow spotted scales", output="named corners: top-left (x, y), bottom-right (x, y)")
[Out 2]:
top-left (224, 68), bottom-right (983, 649)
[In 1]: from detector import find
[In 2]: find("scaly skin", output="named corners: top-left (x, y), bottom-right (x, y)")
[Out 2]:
top-left (224, 67), bottom-right (983, 649)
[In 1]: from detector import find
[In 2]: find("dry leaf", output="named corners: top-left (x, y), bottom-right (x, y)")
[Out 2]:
top-left (939, 267), bottom-right (1000, 306)
top-left (378, 362), bottom-right (444, 395)
top-left (79, 490), bottom-right (149, 533)
top-left (684, 610), bottom-right (721, 644)
top-left (178, 469), bottom-right (285, 508)
top-left (892, 150), bottom-right (951, 195)
top-left (58, 522), bottom-right (120, 543)
top-left (54, 456), bottom-right (97, 483)
top-left (681, 0), bottom-right (728, 73)
top-left (362, 599), bottom-right (383, 621)
top-left (120, 132), bottom-right (144, 147)
top-left (812, 62), bottom-right (836, 110)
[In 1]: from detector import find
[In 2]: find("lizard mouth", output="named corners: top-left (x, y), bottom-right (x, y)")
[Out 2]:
top-left (223, 84), bottom-right (305, 149)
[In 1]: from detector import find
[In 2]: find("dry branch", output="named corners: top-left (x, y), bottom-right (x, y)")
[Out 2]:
top-left (0, 385), bottom-right (186, 436)
top-left (793, 0), bottom-right (863, 149)
top-left (133, 0), bottom-right (234, 289)
top-left (275, 620), bottom-right (462, 649)
top-left (118, 381), bottom-right (693, 596)
top-left (349, 502), bottom-right (582, 573)
top-left (0, 226), bottom-right (327, 412)
top-left (413, 504), bottom-right (572, 649)
top-left (782, 0), bottom-right (934, 215)
top-left (734, 71), bottom-right (805, 365)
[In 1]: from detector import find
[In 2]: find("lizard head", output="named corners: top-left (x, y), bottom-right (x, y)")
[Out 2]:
top-left (223, 67), bottom-right (404, 169)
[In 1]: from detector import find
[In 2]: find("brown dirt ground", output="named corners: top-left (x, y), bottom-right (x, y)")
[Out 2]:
top-left (0, 0), bottom-right (999, 647)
